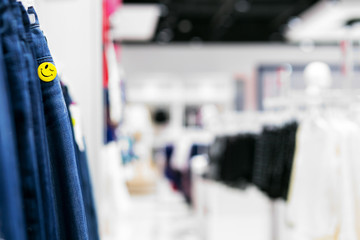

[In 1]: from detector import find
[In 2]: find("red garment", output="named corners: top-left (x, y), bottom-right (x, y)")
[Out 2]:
top-left (105, 0), bottom-right (122, 17)
top-left (102, 0), bottom-right (122, 87)
top-left (103, 48), bottom-right (109, 88)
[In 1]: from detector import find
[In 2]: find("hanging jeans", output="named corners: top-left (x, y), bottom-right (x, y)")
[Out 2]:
top-left (27, 6), bottom-right (89, 240)
top-left (62, 85), bottom-right (100, 240)
top-left (1, 3), bottom-right (46, 240)
top-left (13, 2), bottom-right (61, 239)
top-left (0, 27), bottom-right (27, 240)
top-left (76, 148), bottom-right (100, 240)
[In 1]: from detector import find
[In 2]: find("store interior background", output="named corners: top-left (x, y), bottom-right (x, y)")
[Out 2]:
top-left (30, 0), bottom-right (360, 239)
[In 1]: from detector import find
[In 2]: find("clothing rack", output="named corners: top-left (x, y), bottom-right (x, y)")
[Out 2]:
top-left (192, 46), bottom-right (360, 239)
top-left (193, 112), bottom-right (292, 240)
top-left (260, 59), bottom-right (360, 240)
top-left (195, 66), bottom-right (293, 240)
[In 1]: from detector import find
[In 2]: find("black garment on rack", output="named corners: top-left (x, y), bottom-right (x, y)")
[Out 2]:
top-left (252, 122), bottom-right (298, 200)
top-left (206, 136), bottom-right (227, 181)
top-left (208, 134), bottom-right (257, 188)
top-left (280, 122), bottom-right (298, 200)
top-left (207, 121), bottom-right (298, 200)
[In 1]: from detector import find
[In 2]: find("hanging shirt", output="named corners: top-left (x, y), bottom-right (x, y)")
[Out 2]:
top-left (349, 118), bottom-right (360, 239)
top-left (106, 42), bottom-right (123, 124)
top-left (287, 115), bottom-right (340, 240)
top-left (328, 115), bottom-right (357, 240)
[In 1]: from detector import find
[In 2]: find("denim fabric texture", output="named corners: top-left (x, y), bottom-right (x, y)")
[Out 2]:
top-left (28, 6), bottom-right (89, 240)
top-left (16, 3), bottom-right (61, 240)
top-left (0, 28), bottom-right (27, 240)
top-left (62, 85), bottom-right (101, 240)
top-left (76, 148), bottom-right (100, 240)
top-left (1, 2), bottom-right (46, 239)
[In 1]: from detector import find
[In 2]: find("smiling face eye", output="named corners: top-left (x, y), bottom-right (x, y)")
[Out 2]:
top-left (38, 62), bottom-right (57, 82)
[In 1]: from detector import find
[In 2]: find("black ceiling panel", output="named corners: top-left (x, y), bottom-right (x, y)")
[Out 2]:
top-left (122, 0), bottom-right (321, 42)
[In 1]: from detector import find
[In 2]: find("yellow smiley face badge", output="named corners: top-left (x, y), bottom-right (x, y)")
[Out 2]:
top-left (38, 62), bottom-right (57, 82)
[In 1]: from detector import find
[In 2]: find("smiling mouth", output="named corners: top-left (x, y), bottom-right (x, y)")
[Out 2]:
top-left (41, 69), bottom-right (53, 78)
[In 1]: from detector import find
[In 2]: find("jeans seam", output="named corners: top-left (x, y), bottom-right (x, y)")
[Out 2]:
top-left (37, 56), bottom-right (52, 62)
top-left (30, 25), bottom-right (40, 29)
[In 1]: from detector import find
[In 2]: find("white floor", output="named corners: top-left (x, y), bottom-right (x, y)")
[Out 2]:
top-left (116, 178), bottom-right (281, 240)
top-left (117, 180), bottom-right (200, 240)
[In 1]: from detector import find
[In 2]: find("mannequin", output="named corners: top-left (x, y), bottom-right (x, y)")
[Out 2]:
top-left (303, 61), bottom-right (332, 96)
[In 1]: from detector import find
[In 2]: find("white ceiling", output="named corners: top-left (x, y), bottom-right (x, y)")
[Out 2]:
top-left (111, 4), bottom-right (161, 41)
top-left (286, 0), bottom-right (360, 43)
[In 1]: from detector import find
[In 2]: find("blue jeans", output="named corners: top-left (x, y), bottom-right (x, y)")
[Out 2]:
top-left (1, 3), bottom-right (46, 240)
top-left (14, 2), bottom-right (61, 240)
top-left (76, 148), bottom-right (100, 240)
top-left (28, 6), bottom-right (89, 240)
top-left (62, 84), bottom-right (100, 240)
top-left (0, 25), bottom-right (27, 240)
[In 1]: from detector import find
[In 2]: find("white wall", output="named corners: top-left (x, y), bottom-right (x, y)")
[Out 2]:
top-left (122, 44), bottom-right (343, 74)
top-left (122, 44), bottom-right (344, 110)
top-left (34, 0), bottom-right (103, 197)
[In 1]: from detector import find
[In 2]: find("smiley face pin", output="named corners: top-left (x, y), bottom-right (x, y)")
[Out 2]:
top-left (38, 62), bottom-right (57, 82)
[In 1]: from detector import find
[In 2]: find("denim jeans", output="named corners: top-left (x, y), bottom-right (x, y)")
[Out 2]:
top-left (28, 6), bottom-right (89, 240)
top-left (0, 27), bottom-right (27, 240)
top-left (62, 84), bottom-right (100, 240)
top-left (14, 2), bottom-right (61, 240)
top-left (1, 3), bottom-right (46, 240)
top-left (76, 149), bottom-right (100, 240)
